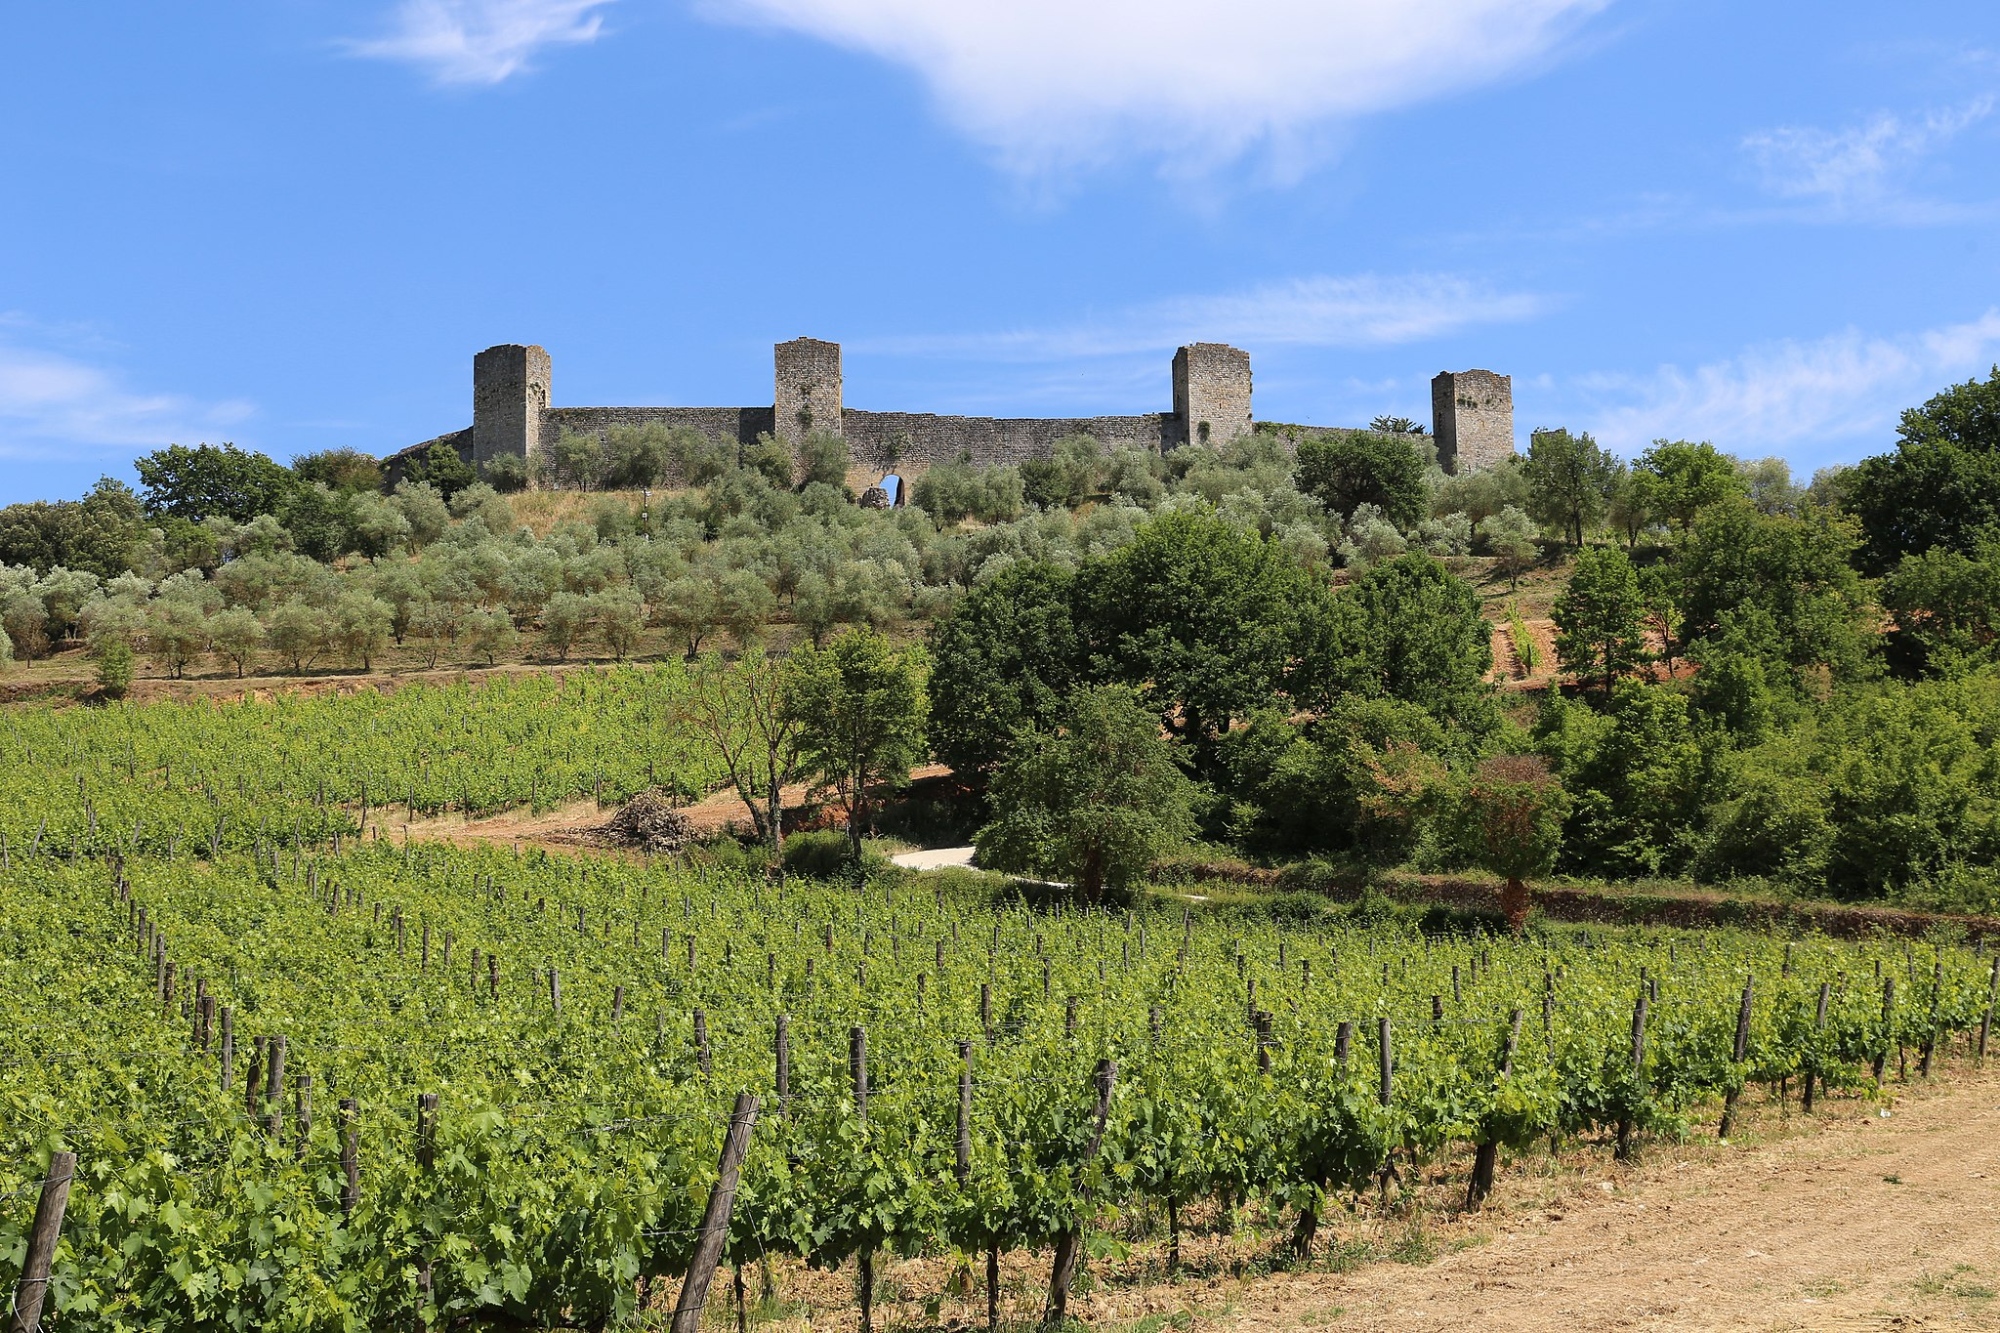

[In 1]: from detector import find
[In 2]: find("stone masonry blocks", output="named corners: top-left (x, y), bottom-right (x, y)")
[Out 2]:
top-left (774, 337), bottom-right (843, 445)
top-left (1431, 369), bottom-right (1515, 474)
top-left (1172, 343), bottom-right (1253, 448)
top-left (472, 344), bottom-right (551, 471)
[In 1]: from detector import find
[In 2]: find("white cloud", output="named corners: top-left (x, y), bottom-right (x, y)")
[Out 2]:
top-left (704, 0), bottom-right (1611, 169)
top-left (1742, 99), bottom-right (1993, 214)
top-left (0, 335), bottom-right (253, 460)
top-left (1577, 311), bottom-right (2000, 458)
top-left (865, 273), bottom-right (1549, 361)
top-left (350, 0), bottom-right (612, 85)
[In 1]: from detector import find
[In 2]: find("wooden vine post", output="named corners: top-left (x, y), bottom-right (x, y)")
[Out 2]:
top-left (669, 1093), bottom-right (760, 1333)
top-left (9, 1151), bottom-right (76, 1333)
top-left (1719, 978), bottom-right (1753, 1139)
top-left (1043, 1058), bottom-right (1117, 1329)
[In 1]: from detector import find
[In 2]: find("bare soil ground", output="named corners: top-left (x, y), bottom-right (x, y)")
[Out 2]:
top-left (1210, 1068), bottom-right (2000, 1332)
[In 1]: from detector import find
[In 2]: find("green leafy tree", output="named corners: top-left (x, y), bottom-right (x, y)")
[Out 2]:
top-left (94, 637), bottom-right (134, 698)
top-left (976, 685), bottom-right (1200, 902)
top-left (1847, 368), bottom-right (2000, 573)
top-left (926, 561), bottom-right (1086, 775)
top-left (1880, 543), bottom-right (2000, 677)
top-left (1315, 552), bottom-right (1495, 736)
top-left (403, 441), bottom-right (476, 501)
top-left (1637, 440), bottom-right (1746, 534)
top-left (741, 434), bottom-right (795, 490)
top-left (1476, 505), bottom-right (1539, 586)
top-left (0, 478), bottom-right (147, 577)
top-left (1553, 546), bottom-right (1647, 695)
top-left (1605, 464), bottom-right (1657, 548)
top-left (540, 591), bottom-right (591, 662)
top-left (783, 627), bottom-right (928, 858)
top-left (333, 592), bottom-right (394, 670)
top-left (1455, 755), bottom-right (1567, 932)
top-left (265, 601), bottom-right (330, 673)
top-left (796, 431), bottom-right (851, 491)
top-left (465, 608), bottom-right (520, 666)
top-left (679, 650), bottom-right (806, 861)
top-left (144, 598), bottom-right (208, 679)
top-left (1522, 428), bottom-right (1616, 547)
top-left (1294, 432), bottom-right (1427, 528)
top-left (291, 448), bottom-right (383, 494)
top-left (206, 606), bottom-right (265, 678)
top-left (1535, 682), bottom-right (1707, 878)
top-left (135, 443), bottom-right (297, 524)
top-left (1073, 509), bottom-right (1331, 750)
top-left (591, 588), bottom-right (647, 660)
top-left (1676, 500), bottom-right (1875, 683)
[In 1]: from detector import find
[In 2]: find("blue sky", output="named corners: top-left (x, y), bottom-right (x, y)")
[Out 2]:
top-left (3, 0), bottom-right (1998, 503)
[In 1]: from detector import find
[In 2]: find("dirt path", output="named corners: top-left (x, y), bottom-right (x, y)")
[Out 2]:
top-left (1214, 1071), bottom-right (2000, 1332)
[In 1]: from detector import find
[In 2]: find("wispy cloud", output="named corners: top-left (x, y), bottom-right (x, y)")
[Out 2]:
top-left (1742, 98), bottom-right (1993, 220)
top-left (350, 0), bottom-right (613, 85)
top-left (862, 274), bottom-right (1550, 362)
top-left (1576, 311), bottom-right (2000, 459)
top-left (704, 0), bottom-right (1612, 172)
top-left (0, 323), bottom-right (253, 460)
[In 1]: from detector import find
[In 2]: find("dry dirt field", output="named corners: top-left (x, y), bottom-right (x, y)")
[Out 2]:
top-left (1194, 1069), bottom-right (2000, 1332)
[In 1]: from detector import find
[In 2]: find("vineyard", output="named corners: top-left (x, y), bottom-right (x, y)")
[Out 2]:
top-left (1, 680), bottom-right (1999, 1331)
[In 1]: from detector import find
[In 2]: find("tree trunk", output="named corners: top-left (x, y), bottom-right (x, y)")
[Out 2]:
top-left (1466, 1140), bottom-right (1499, 1208)
top-left (1501, 877), bottom-right (1530, 934)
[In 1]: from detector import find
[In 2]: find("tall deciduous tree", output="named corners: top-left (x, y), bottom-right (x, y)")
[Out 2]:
top-left (1637, 440), bottom-right (1745, 534)
top-left (926, 561), bottom-right (1085, 775)
top-left (135, 443), bottom-right (297, 525)
top-left (976, 685), bottom-right (1200, 902)
top-left (1522, 428), bottom-right (1616, 547)
top-left (1294, 432), bottom-right (1427, 528)
top-left (680, 650), bottom-right (806, 864)
top-left (1073, 509), bottom-right (1330, 750)
top-left (1553, 546), bottom-right (1647, 695)
top-left (1848, 368), bottom-right (2000, 573)
top-left (784, 627), bottom-right (928, 858)
top-left (1315, 552), bottom-right (1496, 737)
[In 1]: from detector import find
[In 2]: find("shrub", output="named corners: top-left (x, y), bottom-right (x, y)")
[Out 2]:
top-left (782, 828), bottom-right (859, 879)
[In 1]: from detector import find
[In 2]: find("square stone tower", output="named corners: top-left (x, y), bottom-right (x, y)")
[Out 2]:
top-left (473, 344), bottom-right (552, 472)
top-left (1432, 370), bottom-right (1514, 474)
top-left (1173, 343), bottom-right (1253, 448)
top-left (775, 338), bottom-right (843, 445)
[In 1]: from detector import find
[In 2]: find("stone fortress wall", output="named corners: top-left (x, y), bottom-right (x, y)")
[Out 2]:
top-left (396, 338), bottom-right (1514, 484)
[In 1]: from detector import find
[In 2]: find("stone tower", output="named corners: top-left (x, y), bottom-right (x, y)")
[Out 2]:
top-left (1431, 370), bottom-right (1514, 474)
top-left (1172, 343), bottom-right (1253, 448)
top-left (774, 338), bottom-right (843, 445)
top-left (472, 344), bottom-right (552, 472)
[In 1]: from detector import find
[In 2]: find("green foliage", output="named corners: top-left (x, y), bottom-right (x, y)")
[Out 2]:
top-left (780, 828), bottom-right (860, 878)
top-left (1218, 698), bottom-right (1450, 863)
top-left (784, 627), bottom-right (928, 856)
top-left (977, 685), bottom-right (1200, 900)
top-left (134, 443), bottom-right (297, 525)
top-left (1074, 509), bottom-right (1332, 748)
top-left (1553, 545), bottom-right (1647, 694)
top-left (1676, 499), bottom-right (1875, 683)
top-left (912, 463), bottom-right (1025, 524)
top-left (1294, 432), bottom-right (1427, 528)
top-left (1848, 367), bottom-right (2000, 573)
top-left (1317, 553), bottom-right (1496, 737)
top-left (742, 434), bottom-right (795, 490)
top-left (291, 447), bottom-right (383, 495)
top-left (925, 561), bottom-right (1085, 774)
top-left (1637, 440), bottom-right (1746, 534)
top-left (0, 478), bottom-right (147, 577)
top-left (94, 637), bottom-right (133, 698)
top-left (1522, 429), bottom-right (1617, 547)
top-left (796, 431), bottom-right (852, 492)
top-left (1536, 682), bottom-right (1707, 879)
top-left (404, 440), bottom-right (477, 500)
top-left (1453, 754), bottom-right (1567, 883)
top-left (1880, 542), bottom-right (2000, 677)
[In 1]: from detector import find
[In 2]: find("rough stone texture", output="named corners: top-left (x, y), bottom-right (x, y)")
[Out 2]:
top-left (842, 410), bottom-right (1176, 470)
top-left (1173, 343), bottom-right (1254, 448)
top-left (1432, 369), bottom-right (1514, 474)
top-left (473, 344), bottom-right (551, 472)
top-left (399, 339), bottom-right (1485, 484)
top-left (774, 337), bottom-right (842, 446)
